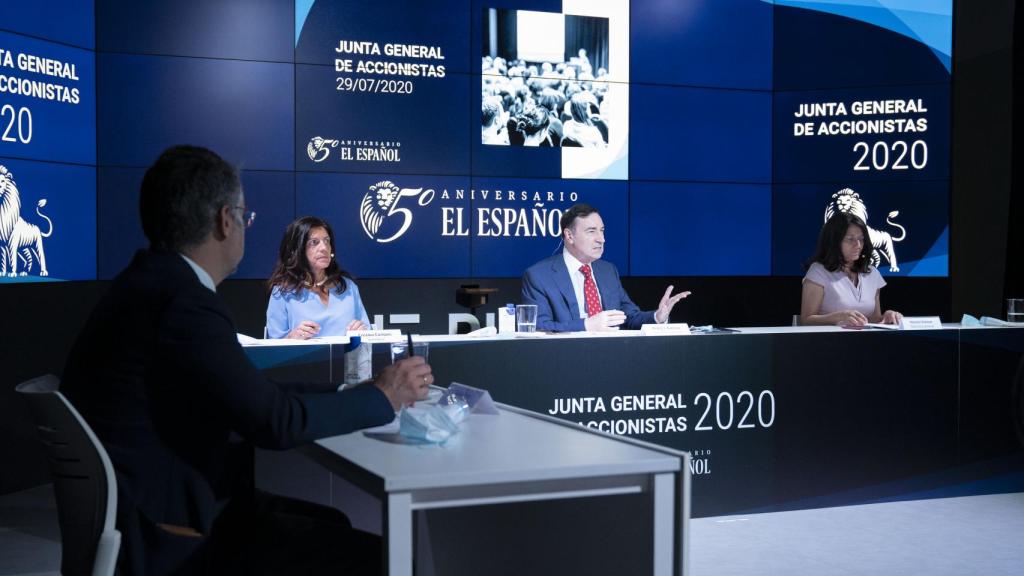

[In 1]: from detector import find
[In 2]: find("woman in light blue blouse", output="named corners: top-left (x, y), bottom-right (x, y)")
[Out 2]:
top-left (266, 216), bottom-right (370, 339)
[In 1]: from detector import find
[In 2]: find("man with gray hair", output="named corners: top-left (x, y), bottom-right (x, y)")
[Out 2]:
top-left (62, 145), bottom-right (429, 574)
top-left (481, 95), bottom-right (509, 145)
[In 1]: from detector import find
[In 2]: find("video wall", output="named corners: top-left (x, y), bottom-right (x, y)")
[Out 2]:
top-left (0, 0), bottom-right (952, 282)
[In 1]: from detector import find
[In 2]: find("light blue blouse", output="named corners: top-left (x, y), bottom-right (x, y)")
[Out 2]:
top-left (265, 278), bottom-right (370, 338)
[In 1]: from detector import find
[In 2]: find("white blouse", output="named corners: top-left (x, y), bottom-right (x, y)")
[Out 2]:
top-left (803, 262), bottom-right (886, 317)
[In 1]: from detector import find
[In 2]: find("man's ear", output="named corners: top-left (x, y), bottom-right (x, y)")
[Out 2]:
top-left (214, 205), bottom-right (232, 240)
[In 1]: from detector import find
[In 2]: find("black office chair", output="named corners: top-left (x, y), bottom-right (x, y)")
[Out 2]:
top-left (17, 374), bottom-right (121, 576)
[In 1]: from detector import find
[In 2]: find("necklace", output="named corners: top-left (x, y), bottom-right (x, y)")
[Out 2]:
top-left (307, 277), bottom-right (329, 288)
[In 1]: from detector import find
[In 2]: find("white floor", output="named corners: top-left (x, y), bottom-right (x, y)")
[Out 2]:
top-left (2, 485), bottom-right (1023, 575)
top-left (690, 492), bottom-right (1024, 576)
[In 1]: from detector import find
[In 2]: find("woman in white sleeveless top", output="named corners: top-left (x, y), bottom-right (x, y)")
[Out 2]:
top-left (800, 212), bottom-right (902, 326)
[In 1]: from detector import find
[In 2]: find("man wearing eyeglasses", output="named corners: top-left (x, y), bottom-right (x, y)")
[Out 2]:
top-left (62, 145), bottom-right (430, 575)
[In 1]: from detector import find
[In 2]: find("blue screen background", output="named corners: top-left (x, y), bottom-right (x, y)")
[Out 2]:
top-left (0, 0), bottom-right (952, 282)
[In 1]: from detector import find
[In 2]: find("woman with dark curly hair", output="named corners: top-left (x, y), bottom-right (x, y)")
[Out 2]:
top-left (266, 216), bottom-right (370, 339)
top-left (512, 105), bottom-right (555, 147)
top-left (800, 212), bottom-right (902, 327)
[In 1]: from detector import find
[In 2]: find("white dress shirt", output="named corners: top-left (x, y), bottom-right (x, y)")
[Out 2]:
top-left (562, 250), bottom-right (602, 320)
top-left (180, 254), bottom-right (216, 293)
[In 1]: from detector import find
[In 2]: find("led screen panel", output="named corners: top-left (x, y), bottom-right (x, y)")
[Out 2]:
top-left (0, 157), bottom-right (96, 281)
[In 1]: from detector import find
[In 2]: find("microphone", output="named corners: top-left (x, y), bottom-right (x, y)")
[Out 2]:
top-left (550, 238), bottom-right (564, 256)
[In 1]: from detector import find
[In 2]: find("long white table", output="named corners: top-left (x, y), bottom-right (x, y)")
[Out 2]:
top-left (300, 401), bottom-right (691, 576)
top-left (246, 325), bottom-right (1024, 519)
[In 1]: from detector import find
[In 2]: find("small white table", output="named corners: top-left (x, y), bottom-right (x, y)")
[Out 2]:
top-left (302, 402), bottom-right (690, 576)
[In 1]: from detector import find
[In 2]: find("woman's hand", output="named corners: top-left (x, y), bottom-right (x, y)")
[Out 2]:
top-left (881, 310), bottom-right (903, 325)
top-left (832, 310), bottom-right (868, 327)
top-left (346, 319), bottom-right (369, 332)
top-left (288, 320), bottom-right (321, 339)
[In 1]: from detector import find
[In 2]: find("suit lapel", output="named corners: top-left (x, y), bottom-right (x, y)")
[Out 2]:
top-left (551, 256), bottom-right (580, 318)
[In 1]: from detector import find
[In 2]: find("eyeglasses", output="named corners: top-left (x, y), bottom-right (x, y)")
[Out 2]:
top-left (231, 206), bottom-right (256, 228)
top-left (842, 235), bottom-right (865, 245)
top-left (307, 237), bottom-right (331, 248)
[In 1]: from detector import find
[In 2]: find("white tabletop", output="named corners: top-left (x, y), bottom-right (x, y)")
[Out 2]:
top-left (313, 406), bottom-right (681, 492)
top-left (242, 322), bottom-right (1004, 348)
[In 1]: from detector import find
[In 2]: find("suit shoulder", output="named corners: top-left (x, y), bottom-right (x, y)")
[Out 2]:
top-left (524, 255), bottom-right (558, 277)
top-left (593, 259), bottom-right (621, 275)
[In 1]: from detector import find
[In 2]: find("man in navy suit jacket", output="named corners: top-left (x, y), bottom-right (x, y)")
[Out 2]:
top-left (62, 146), bottom-right (432, 575)
top-left (521, 203), bottom-right (690, 332)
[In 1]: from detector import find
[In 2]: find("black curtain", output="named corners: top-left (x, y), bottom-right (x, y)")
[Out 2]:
top-left (1008, 1), bottom-right (1023, 302)
top-left (564, 16), bottom-right (609, 73)
top-left (486, 9), bottom-right (517, 61)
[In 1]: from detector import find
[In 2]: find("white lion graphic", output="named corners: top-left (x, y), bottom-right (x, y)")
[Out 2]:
top-left (824, 188), bottom-right (905, 272)
top-left (0, 166), bottom-right (53, 277)
top-left (360, 180), bottom-right (401, 238)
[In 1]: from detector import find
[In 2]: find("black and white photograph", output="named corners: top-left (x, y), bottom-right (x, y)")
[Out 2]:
top-left (482, 9), bottom-right (611, 149)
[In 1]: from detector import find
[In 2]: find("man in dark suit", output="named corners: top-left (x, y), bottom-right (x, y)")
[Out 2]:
top-left (61, 146), bottom-right (431, 575)
top-left (521, 203), bottom-right (690, 332)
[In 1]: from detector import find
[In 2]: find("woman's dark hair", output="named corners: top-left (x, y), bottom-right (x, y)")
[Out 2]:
top-left (267, 216), bottom-right (352, 296)
top-left (514, 106), bottom-right (550, 137)
top-left (805, 212), bottom-right (873, 273)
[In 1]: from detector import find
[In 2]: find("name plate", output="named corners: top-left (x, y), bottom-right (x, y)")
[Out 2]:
top-left (346, 329), bottom-right (405, 343)
top-left (640, 323), bottom-right (691, 336)
top-left (900, 316), bottom-right (943, 330)
top-left (444, 382), bottom-right (500, 415)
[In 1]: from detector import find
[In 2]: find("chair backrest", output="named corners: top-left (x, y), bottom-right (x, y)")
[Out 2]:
top-left (17, 374), bottom-right (121, 576)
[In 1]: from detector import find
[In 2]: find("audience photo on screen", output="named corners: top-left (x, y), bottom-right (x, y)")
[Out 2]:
top-left (481, 9), bottom-right (612, 149)
top-left (521, 203), bottom-right (690, 332)
top-left (800, 212), bottom-right (903, 326)
top-left (61, 145), bottom-right (432, 575)
top-left (482, 55), bottom-right (611, 148)
top-left (266, 216), bottom-right (370, 339)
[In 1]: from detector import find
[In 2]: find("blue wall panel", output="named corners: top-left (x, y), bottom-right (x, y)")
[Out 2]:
top-left (98, 0), bottom-right (293, 62)
top-left (3, 2), bottom-right (95, 49)
top-left (631, 0), bottom-right (772, 90)
top-left (631, 85), bottom-right (772, 183)
top-left (97, 54), bottom-right (294, 170)
top-left (629, 182), bottom-right (771, 276)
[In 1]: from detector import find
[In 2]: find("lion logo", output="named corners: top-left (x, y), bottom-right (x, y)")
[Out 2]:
top-left (359, 180), bottom-right (433, 243)
top-left (306, 136), bottom-right (339, 163)
top-left (0, 165), bottom-right (53, 278)
top-left (824, 188), bottom-right (906, 272)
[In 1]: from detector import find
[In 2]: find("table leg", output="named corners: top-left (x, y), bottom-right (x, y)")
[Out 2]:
top-left (385, 492), bottom-right (414, 576)
top-left (653, 472), bottom-right (675, 576)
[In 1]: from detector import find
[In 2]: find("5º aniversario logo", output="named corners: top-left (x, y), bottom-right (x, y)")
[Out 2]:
top-left (306, 136), bottom-right (339, 163)
top-left (359, 180), bottom-right (434, 243)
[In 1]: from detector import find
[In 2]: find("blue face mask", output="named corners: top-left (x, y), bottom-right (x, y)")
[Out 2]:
top-left (399, 396), bottom-right (469, 444)
top-left (962, 314), bottom-right (1014, 327)
top-left (961, 314), bottom-right (982, 327)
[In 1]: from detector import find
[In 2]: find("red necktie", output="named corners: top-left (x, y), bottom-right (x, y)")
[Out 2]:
top-left (580, 264), bottom-right (603, 317)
